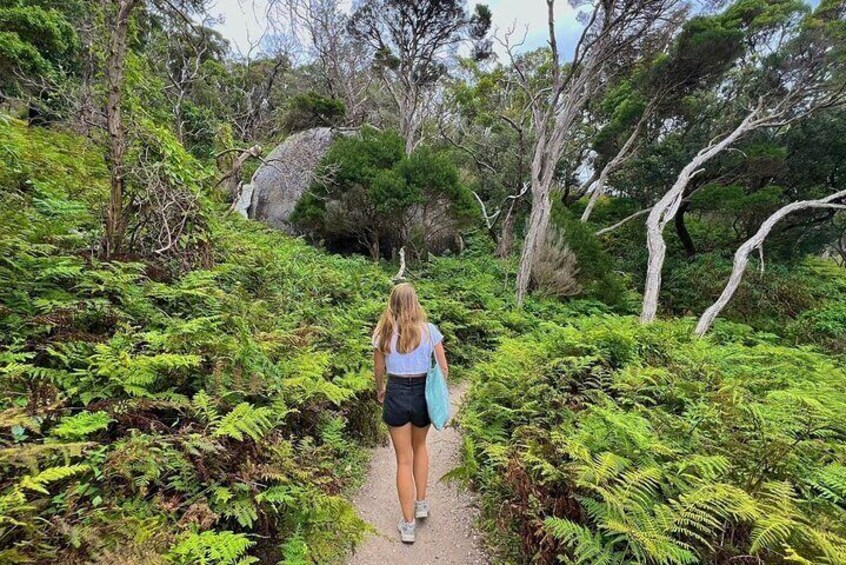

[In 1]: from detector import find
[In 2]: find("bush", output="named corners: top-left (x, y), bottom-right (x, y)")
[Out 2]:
top-left (533, 227), bottom-right (582, 298)
top-left (293, 127), bottom-right (475, 258)
top-left (460, 316), bottom-right (846, 564)
top-left (551, 204), bottom-right (631, 309)
top-left (281, 91), bottom-right (346, 132)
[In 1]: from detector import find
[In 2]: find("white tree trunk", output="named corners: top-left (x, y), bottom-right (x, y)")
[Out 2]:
top-left (640, 108), bottom-right (761, 322)
top-left (580, 110), bottom-right (647, 222)
top-left (694, 191), bottom-right (846, 336)
top-left (515, 179), bottom-right (553, 305)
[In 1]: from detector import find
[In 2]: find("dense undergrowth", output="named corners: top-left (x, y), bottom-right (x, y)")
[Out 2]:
top-left (460, 317), bottom-right (846, 564)
top-left (3, 116), bottom-right (846, 565)
top-left (0, 117), bottom-right (532, 563)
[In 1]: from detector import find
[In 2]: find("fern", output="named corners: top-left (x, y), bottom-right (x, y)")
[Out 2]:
top-left (809, 464), bottom-right (846, 503)
top-left (212, 403), bottom-right (275, 442)
top-left (545, 517), bottom-right (625, 564)
top-left (19, 464), bottom-right (88, 494)
top-left (50, 411), bottom-right (112, 439)
top-left (191, 390), bottom-right (220, 426)
top-left (169, 530), bottom-right (258, 565)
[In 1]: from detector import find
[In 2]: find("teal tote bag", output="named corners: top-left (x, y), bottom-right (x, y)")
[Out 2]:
top-left (425, 331), bottom-right (451, 430)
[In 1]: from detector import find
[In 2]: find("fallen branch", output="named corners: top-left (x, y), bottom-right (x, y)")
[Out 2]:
top-left (595, 207), bottom-right (652, 236)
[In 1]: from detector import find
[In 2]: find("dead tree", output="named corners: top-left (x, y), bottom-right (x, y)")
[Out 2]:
top-left (695, 189), bottom-right (846, 336)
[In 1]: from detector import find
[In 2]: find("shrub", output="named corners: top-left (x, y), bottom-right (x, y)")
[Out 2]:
top-left (281, 91), bottom-right (346, 132)
top-left (533, 227), bottom-right (582, 298)
top-left (551, 204), bottom-right (631, 308)
top-left (292, 127), bottom-right (475, 258)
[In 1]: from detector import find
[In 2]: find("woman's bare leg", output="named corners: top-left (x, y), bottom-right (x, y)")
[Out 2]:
top-left (388, 424), bottom-right (414, 522)
top-left (411, 424), bottom-right (430, 501)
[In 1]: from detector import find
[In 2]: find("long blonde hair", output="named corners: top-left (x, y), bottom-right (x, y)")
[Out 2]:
top-left (374, 283), bottom-right (428, 354)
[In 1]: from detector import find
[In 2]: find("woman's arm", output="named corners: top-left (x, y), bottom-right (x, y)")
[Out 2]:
top-left (374, 349), bottom-right (387, 403)
top-left (434, 342), bottom-right (449, 378)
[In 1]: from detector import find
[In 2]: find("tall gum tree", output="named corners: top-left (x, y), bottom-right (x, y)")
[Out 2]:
top-left (511, 0), bottom-right (683, 305)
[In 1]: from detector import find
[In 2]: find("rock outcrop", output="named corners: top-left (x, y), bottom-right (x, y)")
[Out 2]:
top-left (237, 127), bottom-right (342, 232)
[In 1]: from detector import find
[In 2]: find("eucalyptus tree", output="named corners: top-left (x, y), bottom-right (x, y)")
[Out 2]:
top-left (641, 0), bottom-right (846, 323)
top-left (510, 0), bottom-right (683, 305)
top-left (347, 0), bottom-right (492, 154)
top-left (440, 58), bottom-right (534, 257)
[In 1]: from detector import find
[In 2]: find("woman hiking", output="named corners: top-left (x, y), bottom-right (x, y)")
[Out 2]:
top-left (372, 283), bottom-right (448, 544)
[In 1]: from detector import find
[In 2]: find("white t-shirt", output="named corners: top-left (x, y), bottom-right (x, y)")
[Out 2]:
top-left (372, 322), bottom-right (444, 375)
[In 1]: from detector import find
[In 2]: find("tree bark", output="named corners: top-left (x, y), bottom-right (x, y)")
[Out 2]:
top-left (674, 200), bottom-right (696, 258)
top-left (694, 190), bottom-right (846, 336)
top-left (104, 0), bottom-right (137, 258)
top-left (496, 197), bottom-right (519, 258)
top-left (515, 179), bottom-right (553, 304)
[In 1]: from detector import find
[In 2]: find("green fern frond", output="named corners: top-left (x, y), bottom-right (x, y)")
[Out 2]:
top-left (545, 517), bottom-right (624, 564)
top-left (212, 403), bottom-right (275, 442)
top-left (169, 530), bottom-right (257, 564)
top-left (191, 390), bottom-right (220, 426)
top-left (19, 464), bottom-right (88, 494)
top-left (50, 411), bottom-right (112, 439)
top-left (808, 464), bottom-right (846, 503)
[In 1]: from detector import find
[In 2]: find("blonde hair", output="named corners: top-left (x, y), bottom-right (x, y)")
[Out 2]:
top-left (374, 283), bottom-right (428, 354)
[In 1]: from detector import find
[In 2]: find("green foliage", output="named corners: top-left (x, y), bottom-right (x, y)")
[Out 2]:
top-left (0, 117), bottom-right (388, 562)
top-left (551, 204), bottom-right (632, 309)
top-left (212, 403), bottom-right (275, 442)
top-left (50, 411), bottom-right (112, 439)
top-left (2, 116), bottom-right (575, 562)
top-left (282, 91), bottom-right (346, 132)
top-left (0, 1), bottom-right (78, 95)
top-left (293, 127), bottom-right (475, 257)
top-left (169, 530), bottom-right (258, 565)
top-left (461, 316), bottom-right (846, 564)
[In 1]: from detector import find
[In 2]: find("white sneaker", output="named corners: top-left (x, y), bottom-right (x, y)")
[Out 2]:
top-left (414, 500), bottom-right (429, 519)
top-left (398, 520), bottom-right (416, 543)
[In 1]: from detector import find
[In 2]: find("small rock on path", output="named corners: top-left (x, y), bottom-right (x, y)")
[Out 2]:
top-left (346, 381), bottom-right (489, 565)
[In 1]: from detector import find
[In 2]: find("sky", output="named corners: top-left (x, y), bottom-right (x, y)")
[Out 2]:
top-left (206, 0), bottom-right (584, 60)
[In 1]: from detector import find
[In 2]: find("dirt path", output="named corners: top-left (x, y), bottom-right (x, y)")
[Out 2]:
top-left (346, 381), bottom-right (489, 565)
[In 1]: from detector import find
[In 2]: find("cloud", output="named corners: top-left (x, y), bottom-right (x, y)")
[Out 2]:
top-left (209, 0), bottom-right (585, 59)
top-left (487, 0), bottom-right (583, 59)
top-left (206, 0), bottom-right (271, 56)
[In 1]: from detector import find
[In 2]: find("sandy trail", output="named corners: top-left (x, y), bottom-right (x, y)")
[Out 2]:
top-left (346, 381), bottom-right (489, 565)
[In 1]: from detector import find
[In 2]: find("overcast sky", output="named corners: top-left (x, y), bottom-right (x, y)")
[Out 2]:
top-left (206, 0), bottom-right (584, 59)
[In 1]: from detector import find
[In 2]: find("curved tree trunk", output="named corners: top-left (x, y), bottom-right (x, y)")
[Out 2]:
top-left (641, 107), bottom-right (761, 323)
top-left (694, 190), bottom-right (846, 336)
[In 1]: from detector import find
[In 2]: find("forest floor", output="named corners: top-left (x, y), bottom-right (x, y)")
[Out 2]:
top-left (345, 381), bottom-right (489, 565)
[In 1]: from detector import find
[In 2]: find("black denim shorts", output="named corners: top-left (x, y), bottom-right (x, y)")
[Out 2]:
top-left (382, 374), bottom-right (430, 428)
